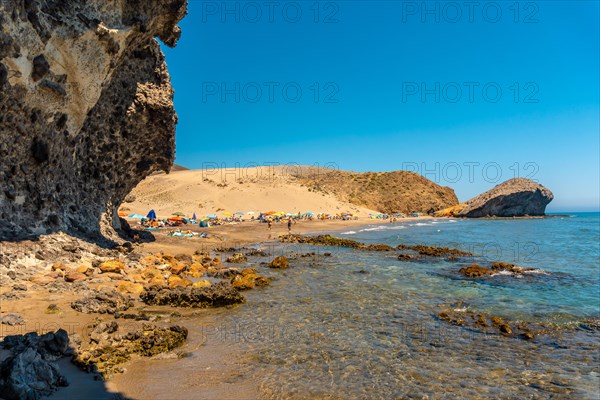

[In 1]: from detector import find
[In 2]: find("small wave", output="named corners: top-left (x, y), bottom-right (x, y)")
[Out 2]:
top-left (414, 223), bottom-right (431, 226)
top-left (360, 226), bottom-right (387, 232)
top-left (453, 307), bottom-right (467, 312)
top-left (340, 231), bottom-right (357, 235)
top-left (360, 225), bottom-right (407, 232)
top-left (491, 270), bottom-right (517, 277)
top-left (523, 269), bottom-right (549, 275)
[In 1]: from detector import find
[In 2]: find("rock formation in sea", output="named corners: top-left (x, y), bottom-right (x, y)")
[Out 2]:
top-left (0, 0), bottom-right (187, 241)
top-left (458, 178), bottom-right (553, 218)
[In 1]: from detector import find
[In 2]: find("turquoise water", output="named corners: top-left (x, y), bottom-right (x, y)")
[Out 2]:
top-left (120, 213), bottom-right (600, 399)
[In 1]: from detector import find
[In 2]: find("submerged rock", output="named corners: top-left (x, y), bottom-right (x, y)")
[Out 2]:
top-left (226, 253), bottom-right (248, 263)
top-left (397, 244), bottom-right (472, 257)
top-left (438, 304), bottom-right (536, 339)
top-left (268, 256), bottom-right (290, 269)
top-left (282, 235), bottom-right (471, 259)
top-left (458, 178), bottom-right (553, 218)
top-left (140, 282), bottom-right (245, 308)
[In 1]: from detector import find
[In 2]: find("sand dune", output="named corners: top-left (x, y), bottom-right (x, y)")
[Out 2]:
top-left (123, 166), bottom-right (380, 218)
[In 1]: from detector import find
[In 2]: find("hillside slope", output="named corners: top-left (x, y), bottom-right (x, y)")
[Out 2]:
top-left (291, 167), bottom-right (458, 214)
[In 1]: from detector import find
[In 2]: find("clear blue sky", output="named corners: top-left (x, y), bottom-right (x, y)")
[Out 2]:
top-left (161, 0), bottom-right (599, 212)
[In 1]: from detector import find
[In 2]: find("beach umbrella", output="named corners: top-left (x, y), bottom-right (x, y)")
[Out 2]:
top-left (147, 209), bottom-right (157, 219)
top-left (172, 212), bottom-right (186, 217)
top-left (247, 211), bottom-right (255, 215)
top-left (207, 214), bottom-right (217, 219)
top-left (128, 214), bottom-right (145, 219)
top-left (118, 212), bottom-right (128, 217)
top-left (193, 212), bottom-right (197, 220)
top-left (235, 211), bottom-right (244, 215)
top-left (222, 211), bottom-right (232, 217)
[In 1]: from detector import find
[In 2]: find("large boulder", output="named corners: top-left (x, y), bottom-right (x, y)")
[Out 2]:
top-left (458, 178), bottom-right (553, 218)
top-left (0, 0), bottom-right (187, 241)
top-left (0, 329), bottom-right (71, 400)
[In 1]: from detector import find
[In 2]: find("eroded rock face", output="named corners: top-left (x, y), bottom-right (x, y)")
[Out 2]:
top-left (0, 0), bottom-right (187, 241)
top-left (458, 178), bottom-right (553, 218)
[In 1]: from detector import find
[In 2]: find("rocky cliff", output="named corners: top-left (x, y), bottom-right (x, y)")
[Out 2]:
top-left (0, 0), bottom-right (187, 241)
top-left (458, 178), bottom-right (553, 218)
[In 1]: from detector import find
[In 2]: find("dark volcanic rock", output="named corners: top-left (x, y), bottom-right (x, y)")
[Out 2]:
top-left (0, 0), bottom-right (187, 241)
top-left (0, 329), bottom-right (71, 400)
top-left (140, 281), bottom-right (245, 308)
top-left (458, 178), bottom-right (553, 218)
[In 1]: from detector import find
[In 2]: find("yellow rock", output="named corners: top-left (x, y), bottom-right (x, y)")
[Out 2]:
top-left (51, 262), bottom-right (67, 271)
top-left (169, 261), bottom-right (187, 275)
top-left (99, 260), bottom-right (125, 273)
top-left (231, 274), bottom-right (255, 290)
top-left (161, 253), bottom-right (176, 262)
top-left (142, 267), bottom-right (162, 279)
top-left (147, 275), bottom-right (166, 287)
top-left (116, 281), bottom-right (145, 295)
top-left (192, 279), bottom-right (212, 289)
top-left (76, 265), bottom-right (93, 276)
top-left (187, 263), bottom-right (206, 278)
top-left (168, 275), bottom-right (192, 289)
top-left (140, 255), bottom-right (158, 266)
top-left (129, 273), bottom-right (146, 284)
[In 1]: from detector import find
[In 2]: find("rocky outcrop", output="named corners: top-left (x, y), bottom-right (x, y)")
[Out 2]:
top-left (74, 323), bottom-right (188, 377)
top-left (0, 0), bottom-right (187, 241)
top-left (0, 329), bottom-right (72, 400)
top-left (140, 282), bottom-right (246, 308)
top-left (71, 289), bottom-right (133, 314)
top-left (458, 178), bottom-right (553, 218)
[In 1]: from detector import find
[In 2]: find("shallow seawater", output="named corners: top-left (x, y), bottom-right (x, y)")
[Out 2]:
top-left (116, 213), bottom-right (600, 399)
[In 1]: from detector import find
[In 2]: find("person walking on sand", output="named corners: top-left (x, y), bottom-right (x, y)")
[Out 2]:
top-left (268, 220), bottom-right (272, 230)
top-left (287, 218), bottom-right (292, 233)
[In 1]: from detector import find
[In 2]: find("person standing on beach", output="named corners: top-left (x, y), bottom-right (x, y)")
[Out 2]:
top-left (287, 218), bottom-right (292, 233)
top-left (268, 220), bottom-right (272, 230)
